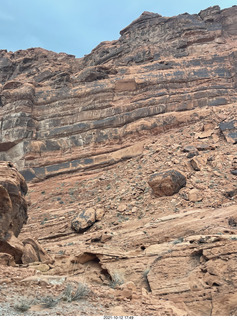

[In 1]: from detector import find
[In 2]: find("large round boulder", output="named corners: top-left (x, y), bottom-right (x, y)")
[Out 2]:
top-left (148, 170), bottom-right (186, 197)
top-left (71, 208), bottom-right (96, 232)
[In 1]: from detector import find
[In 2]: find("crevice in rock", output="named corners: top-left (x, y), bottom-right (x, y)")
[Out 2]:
top-left (143, 268), bottom-right (152, 292)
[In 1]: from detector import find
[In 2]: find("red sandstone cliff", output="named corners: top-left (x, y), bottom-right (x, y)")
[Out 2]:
top-left (0, 5), bottom-right (237, 316)
top-left (0, 5), bottom-right (236, 182)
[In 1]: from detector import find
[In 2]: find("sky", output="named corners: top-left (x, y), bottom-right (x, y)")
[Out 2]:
top-left (0, 0), bottom-right (236, 58)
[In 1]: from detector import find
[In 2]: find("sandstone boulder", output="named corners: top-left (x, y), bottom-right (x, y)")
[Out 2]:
top-left (232, 158), bottom-right (237, 170)
top-left (219, 120), bottom-right (237, 144)
top-left (21, 238), bottom-right (54, 264)
top-left (0, 233), bottom-right (24, 263)
top-left (0, 162), bottom-right (53, 264)
top-left (182, 145), bottom-right (197, 153)
top-left (0, 161), bottom-right (28, 262)
top-left (95, 208), bottom-right (105, 221)
top-left (71, 208), bottom-right (96, 232)
top-left (0, 252), bottom-right (16, 266)
top-left (189, 156), bottom-right (207, 171)
top-left (188, 189), bottom-right (203, 202)
top-left (148, 170), bottom-right (186, 196)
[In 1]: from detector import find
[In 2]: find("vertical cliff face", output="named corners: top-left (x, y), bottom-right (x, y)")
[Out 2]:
top-left (0, 5), bottom-right (236, 181)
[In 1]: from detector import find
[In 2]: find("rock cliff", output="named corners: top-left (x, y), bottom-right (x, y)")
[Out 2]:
top-left (0, 5), bottom-right (236, 181)
top-left (0, 5), bottom-right (237, 316)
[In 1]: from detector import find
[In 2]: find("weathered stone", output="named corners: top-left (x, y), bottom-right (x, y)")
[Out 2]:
top-left (188, 189), bottom-right (203, 202)
top-left (219, 120), bottom-right (237, 144)
top-left (115, 79), bottom-right (137, 91)
top-left (22, 238), bottom-right (54, 264)
top-left (224, 189), bottom-right (237, 199)
top-left (148, 170), bottom-right (186, 196)
top-left (95, 208), bottom-right (105, 221)
top-left (196, 143), bottom-right (215, 151)
top-left (190, 156), bottom-right (207, 171)
top-left (75, 65), bottom-right (117, 82)
top-left (0, 252), bottom-right (16, 266)
top-left (195, 130), bottom-right (214, 139)
top-left (187, 151), bottom-right (199, 159)
top-left (21, 243), bottom-right (39, 263)
top-left (30, 263), bottom-right (50, 272)
top-left (232, 158), bottom-right (237, 170)
top-left (0, 161), bottom-right (28, 238)
top-left (117, 204), bottom-right (127, 212)
top-left (0, 185), bottom-right (12, 240)
top-left (182, 145), bottom-right (197, 153)
top-left (71, 208), bottom-right (96, 232)
top-left (21, 275), bottom-right (66, 285)
top-left (0, 234), bottom-right (24, 263)
top-left (231, 170), bottom-right (237, 176)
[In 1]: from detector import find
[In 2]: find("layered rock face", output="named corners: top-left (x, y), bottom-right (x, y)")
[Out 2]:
top-left (0, 5), bottom-right (236, 181)
top-left (0, 161), bottom-right (28, 239)
top-left (0, 5), bottom-right (237, 316)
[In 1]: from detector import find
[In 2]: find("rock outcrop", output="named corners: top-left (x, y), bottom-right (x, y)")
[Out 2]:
top-left (0, 161), bottom-right (53, 264)
top-left (0, 161), bottom-right (28, 239)
top-left (0, 4), bottom-right (237, 316)
top-left (0, 5), bottom-right (236, 181)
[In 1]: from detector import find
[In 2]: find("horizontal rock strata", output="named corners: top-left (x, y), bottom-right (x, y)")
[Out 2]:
top-left (0, 5), bottom-right (236, 180)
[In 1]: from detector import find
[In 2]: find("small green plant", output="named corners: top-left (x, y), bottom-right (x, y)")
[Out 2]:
top-left (14, 300), bottom-right (31, 312)
top-left (39, 296), bottom-right (59, 309)
top-left (72, 283), bottom-right (90, 301)
top-left (61, 283), bottom-right (90, 302)
top-left (172, 237), bottom-right (184, 245)
top-left (109, 272), bottom-right (124, 289)
top-left (57, 250), bottom-right (65, 255)
top-left (40, 217), bottom-right (48, 225)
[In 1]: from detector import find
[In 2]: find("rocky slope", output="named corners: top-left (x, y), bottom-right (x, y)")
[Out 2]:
top-left (0, 5), bottom-right (237, 316)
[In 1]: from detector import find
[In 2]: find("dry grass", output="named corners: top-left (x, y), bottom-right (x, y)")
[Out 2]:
top-left (62, 283), bottom-right (90, 302)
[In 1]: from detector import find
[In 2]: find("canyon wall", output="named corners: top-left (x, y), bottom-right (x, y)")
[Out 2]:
top-left (0, 5), bottom-right (236, 181)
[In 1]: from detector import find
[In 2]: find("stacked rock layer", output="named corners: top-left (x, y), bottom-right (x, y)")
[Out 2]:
top-left (0, 5), bottom-right (236, 181)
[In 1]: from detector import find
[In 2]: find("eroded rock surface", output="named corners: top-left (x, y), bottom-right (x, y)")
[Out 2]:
top-left (0, 161), bottom-right (53, 264)
top-left (0, 161), bottom-right (28, 239)
top-left (0, 5), bottom-right (236, 181)
top-left (0, 4), bottom-right (237, 317)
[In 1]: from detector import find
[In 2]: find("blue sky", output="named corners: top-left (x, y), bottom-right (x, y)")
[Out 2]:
top-left (0, 0), bottom-right (236, 58)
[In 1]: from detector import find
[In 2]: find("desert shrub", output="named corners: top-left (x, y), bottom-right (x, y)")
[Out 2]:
top-left (109, 271), bottom-right (124, 288)
top-left (14, 300), bottom-right (31, 312)
top-left (39, 295), bottom-right (59, 308)
top-left (62, 283), bottom-right (90, 302)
